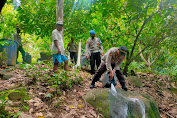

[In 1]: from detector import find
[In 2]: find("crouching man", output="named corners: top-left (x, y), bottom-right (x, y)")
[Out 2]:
top-left (90, 45), bottom-right (128, 91)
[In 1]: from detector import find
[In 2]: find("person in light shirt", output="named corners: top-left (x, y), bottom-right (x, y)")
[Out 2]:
top-left (51, 21), bottom-right (68, 71)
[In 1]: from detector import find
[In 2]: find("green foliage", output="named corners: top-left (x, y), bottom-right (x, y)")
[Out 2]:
top-left (45, 93), bottom-right (53, 98)
top-left (0, 3), bottom-right (18, 39)
top-left (19, 63), bottom-right (35, 70)
top-left (152, 48), bottom-right (177, 76)
top-left (16, 0), bottom-right (56, 38)
top-left (0, 87), bottom-right (30, 118)
top-left (48, 70), bottom-right (83, 92)
top-left (0, 91), bottom-right (12, 118)
top-left (54, 98), bottom-right (64, 109)
top-left (1, 0), bottom-right (177, 77)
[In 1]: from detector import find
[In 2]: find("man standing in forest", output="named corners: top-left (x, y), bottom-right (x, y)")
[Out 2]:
top-left (14, 27), bottom-right (26, 63)
top-left (89, 46), bottom-right (128, 91)
top-left (85, 30), bottom-right (103, 75)
top-left (67, 37), bottom-right (77, 65)
top-left (51, 21), bottom-right (68, 71)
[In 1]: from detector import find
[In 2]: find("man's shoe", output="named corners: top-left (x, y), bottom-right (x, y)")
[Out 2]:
top-left (90, 84), bottom-right (95, 89)
top-left (90, 75), bottom-right (94, 80)
top-left (122, 85), bottom-right (128, 91)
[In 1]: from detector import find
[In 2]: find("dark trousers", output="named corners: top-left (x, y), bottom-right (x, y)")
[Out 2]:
top-left (17, 45), bottom-right (25, 62)
top-left (92, 63), bottom-right (126, 87)
top-left (70, 52), bottom-right (77, 64)
top-left (90, 52), bottom-right (101, 75)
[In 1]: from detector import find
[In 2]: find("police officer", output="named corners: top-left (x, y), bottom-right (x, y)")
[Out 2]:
top-left (85, 30), bottom-right (103, 75)
top-left (14, 27), bottom-right (26, 63)
top-left (90, 45), bottom-right (128, 91)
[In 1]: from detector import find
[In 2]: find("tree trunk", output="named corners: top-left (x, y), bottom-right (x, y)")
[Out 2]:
top-left (56, 0), bottom-right (63, 36)
top-left (77, 39), bottom-right (81, 66)
top-left (139, 45), bottom-right (157, 70)
top-left (139, 45), bottom-right (151, 69)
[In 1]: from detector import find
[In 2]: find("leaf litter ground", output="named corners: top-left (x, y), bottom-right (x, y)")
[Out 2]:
top-left (0, 64), bottom-right (177, 118)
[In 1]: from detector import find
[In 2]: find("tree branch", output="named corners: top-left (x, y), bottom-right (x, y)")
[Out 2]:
top-left (139, 45), bottom-right (149, 64)
top-left (129, 7), bottom-right (161, 60)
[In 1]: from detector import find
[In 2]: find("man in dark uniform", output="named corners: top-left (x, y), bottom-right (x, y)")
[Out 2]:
top-left (85, 30), bottom-right (103, 75)
top-left (90, 45), bottom-right (128, 91)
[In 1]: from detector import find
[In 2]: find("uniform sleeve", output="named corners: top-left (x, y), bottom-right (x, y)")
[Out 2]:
top-left (105, 49), bottom-right (113, 72)
top-left (100, 45), bottom-right (104, 54)
top-left (85, 39), bottom-right (90, 57)
top-left (114, 57), bottom-right (124, 70)
top-left (75, 42), bottom-right (78, 52)
top-left (98, 38), bottom-right (103, 54)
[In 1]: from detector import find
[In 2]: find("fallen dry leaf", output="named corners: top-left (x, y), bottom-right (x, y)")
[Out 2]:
top-left (78, 105), bottom-right (84, 108)
top-left (69, 105), bottom-right (73, 109)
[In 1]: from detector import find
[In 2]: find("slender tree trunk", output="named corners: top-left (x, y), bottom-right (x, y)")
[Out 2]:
top-left (139, 45), bottom-right (151, 69)
top-left (56, 0), bottom-right (63, 36)
top-left (77, 39), bottom-right (81, 66)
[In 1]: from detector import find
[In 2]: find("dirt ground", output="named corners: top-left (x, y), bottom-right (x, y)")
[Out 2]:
top-left (0, 64), bottom-right (177, 118)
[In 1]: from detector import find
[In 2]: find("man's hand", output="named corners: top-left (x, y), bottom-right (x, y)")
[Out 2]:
top-left (109, 70), bottom-right (115, 80)
top-left (86, 56), bottom-right (89, 60)
top-left (57, 49), bottom-right (61, 54)
top-left (101, 53), bottom-right (104, 56)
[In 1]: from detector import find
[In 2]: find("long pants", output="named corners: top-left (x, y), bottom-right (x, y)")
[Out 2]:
top-left (91, 63), bottom-right (126, 87)
top-left (90, 52), bottom-right (101, 75)
top-left (70, 52), bottom-right (77, 64)
top-left (81, 56), bottom-right (86, 67)
top-left (17, 45), bottom-right (25, 62)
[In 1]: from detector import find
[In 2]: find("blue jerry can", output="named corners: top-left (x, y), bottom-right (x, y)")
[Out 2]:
top-left (0, 38), bottom-right (17, 66)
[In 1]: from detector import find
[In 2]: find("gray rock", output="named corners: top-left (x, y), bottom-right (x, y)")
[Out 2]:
top-left (0, 72), bottom-right (13, 80)
top-left (84, 88), bottom-right (160, 118)
top-left (8, 92), bottom-right (22, 101)
top-left (127, 76), bottom-right (142, 87)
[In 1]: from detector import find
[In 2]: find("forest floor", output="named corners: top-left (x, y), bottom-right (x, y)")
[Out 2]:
top-left (0, 63), bottom-right (177, 118)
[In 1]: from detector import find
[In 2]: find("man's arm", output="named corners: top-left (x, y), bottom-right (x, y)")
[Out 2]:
top-left (105, 50), bottom-right (113, 73)
top-left (98, 38), bottom-right (104, 56)
top-left (100, 45), bottom-right (104, 56)
top-left (54, 40), bottom-right (61, 54)
top-left (105, 49), bottom-right (116, 79)
top-left (75, 42), bottom-right (78, 52)
top-left (67, 43), bottom-right (70, 52)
